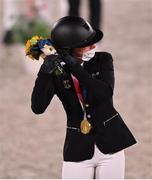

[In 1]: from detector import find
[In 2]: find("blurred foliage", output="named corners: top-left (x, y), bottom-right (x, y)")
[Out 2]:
top-left (3, 15), bottom-right (51, 45)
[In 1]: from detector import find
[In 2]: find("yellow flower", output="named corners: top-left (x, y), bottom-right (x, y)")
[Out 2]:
top-left (25, 40), bottom-right (31, 55)
top-left (25, 35), bottom-right (43, 60)
top-left (32, 35), bottom-right (41, 41)
top-left (30, 36), bottom-right (42, 46)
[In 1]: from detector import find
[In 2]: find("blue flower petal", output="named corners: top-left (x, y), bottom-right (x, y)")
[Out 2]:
top-left (38, 39), bottom-right (53, 50)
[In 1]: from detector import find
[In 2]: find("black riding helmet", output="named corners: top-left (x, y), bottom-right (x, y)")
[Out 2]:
top-left (50, 16), bottom-right (103, 49)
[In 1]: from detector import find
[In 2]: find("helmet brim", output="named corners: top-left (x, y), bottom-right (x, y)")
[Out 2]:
top-left (77, 29), bottom-right (103, 48)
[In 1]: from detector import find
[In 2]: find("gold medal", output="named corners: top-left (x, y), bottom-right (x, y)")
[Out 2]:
top-left (80, 119), bottom-right (92, 134)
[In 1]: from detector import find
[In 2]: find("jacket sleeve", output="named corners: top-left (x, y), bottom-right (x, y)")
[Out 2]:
top-left (31, 67), bottom-right (55, 114)
top-left (62, 52), bottom-right (114, 100)
top-left (99, 52), bottom-right (115, 95)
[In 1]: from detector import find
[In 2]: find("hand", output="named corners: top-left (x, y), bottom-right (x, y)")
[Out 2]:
top-left (57, 48), bottom-right (71, 57)
top-left (38, 55), bottom-right (61, 75)
top-left (56, 48), bottom-right (77, 64)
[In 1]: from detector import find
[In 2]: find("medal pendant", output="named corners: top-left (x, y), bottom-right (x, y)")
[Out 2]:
top-left (80, 119), bottom-right (92, 134)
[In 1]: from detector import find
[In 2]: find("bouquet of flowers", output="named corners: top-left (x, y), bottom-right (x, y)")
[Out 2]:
top-left (25, 36), bottom-right (65, 76)
top-left (25, 35), bottom-right (57, 60)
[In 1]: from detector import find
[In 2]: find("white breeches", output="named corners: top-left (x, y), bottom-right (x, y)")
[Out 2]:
top-left (62, 144), bottom-right (125, 179)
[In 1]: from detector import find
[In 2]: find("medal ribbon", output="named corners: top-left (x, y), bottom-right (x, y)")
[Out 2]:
top-left (71, 74), bottom-right (87, 118)
top-left (71, 74), bottom-right (92, 134)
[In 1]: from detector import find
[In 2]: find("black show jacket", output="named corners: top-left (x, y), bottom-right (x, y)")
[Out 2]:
top-left (31, 52), bottom-right (137, 162)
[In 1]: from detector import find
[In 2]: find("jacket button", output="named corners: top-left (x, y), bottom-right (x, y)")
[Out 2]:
top-left (85, 104), bottom-right (89, 107)
top-left (87, 114), bottom-right (91, 118)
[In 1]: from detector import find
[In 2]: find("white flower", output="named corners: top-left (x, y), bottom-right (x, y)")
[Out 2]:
top-left (41, 44), bottom-right (56, 55)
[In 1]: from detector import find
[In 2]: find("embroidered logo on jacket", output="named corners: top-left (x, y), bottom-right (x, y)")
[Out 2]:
top-left (91, 71), bottom-right (100, 77)
top-left (63, 80), bottom-right (71, 89)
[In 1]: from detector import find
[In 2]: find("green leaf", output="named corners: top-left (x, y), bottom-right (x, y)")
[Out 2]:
top-left (30, 39), bottom-right (38, 45)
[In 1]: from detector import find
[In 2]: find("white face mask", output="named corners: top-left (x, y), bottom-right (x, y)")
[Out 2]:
top-left (82, 49), bottom-right (96, 61)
